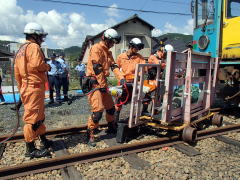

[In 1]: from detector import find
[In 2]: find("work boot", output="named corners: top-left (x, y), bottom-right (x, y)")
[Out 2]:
top-left (40, 135), bottom-right (53, 149)
top-left (25, 142), bottom-right (50, 158)
top-left (63, 96), bottom-right (69, 102)
top-left (86, 129), bottom-right (96, 147)
top-left (93, 128), bottom-right (101, 134)
top-left (141, 104), bottom-right (150, 116)
top-left (106, 122), bottom-right (117, 134)
top-left (48, 99), bottom-right (54, 104)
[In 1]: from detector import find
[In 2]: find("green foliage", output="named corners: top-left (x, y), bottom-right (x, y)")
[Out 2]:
top-left (159, 33), bottom-right (192, 43)
top-left (64, 46), bottom-right (81, 55)
top-left (69, 78), bottom-right (80, 90)
top-left (155, 33), bottom-right (193, 51)
top-left (64, 46), bottom-right (81, 62)
top-left (107, 77), bottom-right (118, 86)
top-left (47, 46), bottom-right (82, 62)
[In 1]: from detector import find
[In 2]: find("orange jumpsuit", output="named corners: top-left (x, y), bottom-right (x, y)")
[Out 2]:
top-left (14, 40), bottom-right (50, 142)
top-left (86, 41), bottom-right (124, 130)
top-left (117, 52), bottom-right (146, 82)
top-left (148, 49), bottom-right (165, 65)
top-left (115, 52), bottom-right (146, 111)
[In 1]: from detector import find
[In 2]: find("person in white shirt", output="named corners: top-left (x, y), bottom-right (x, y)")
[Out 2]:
top-left (57, 53), bottom-right (69, 101)
top-left (47, 53), bottom-right (62, 104)
top-left (75, 61), bottom-right (86, 89)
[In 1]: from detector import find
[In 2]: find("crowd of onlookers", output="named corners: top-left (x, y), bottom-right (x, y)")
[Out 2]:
top-left (0, 54), bottom-right (86, 106)
top-left (46, 53), bottom-right (86, 104)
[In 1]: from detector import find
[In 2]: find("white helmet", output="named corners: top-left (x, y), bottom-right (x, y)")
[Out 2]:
top-left (103, 28), bottom-right (121, 44)
top-left (129, 38), bottom-right (144, 50)
top-left (164, 44), bottom-right (174, 52)
top-left (24, 22), bottom-right (48, 36)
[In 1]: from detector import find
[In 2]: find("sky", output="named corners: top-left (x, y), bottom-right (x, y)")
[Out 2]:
top-left (0, 0), bottom-right (193, 49)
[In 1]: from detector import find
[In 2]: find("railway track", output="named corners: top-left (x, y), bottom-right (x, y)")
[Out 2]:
top-left (0, 123), bottom-right (239, 180)
top-left (0, 123), bottom-right (108, 143)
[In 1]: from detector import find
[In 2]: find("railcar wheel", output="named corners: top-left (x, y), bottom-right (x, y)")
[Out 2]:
top-left (182, 126), bottom-right (197, 143)
top-left (212, 114), bottom-right (223, 127)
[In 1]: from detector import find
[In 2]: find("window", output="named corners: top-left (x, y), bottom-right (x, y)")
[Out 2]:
top-left (227, 0), bottom-right (240, 18)
top-left (196, 0), bottom-right (214, 27)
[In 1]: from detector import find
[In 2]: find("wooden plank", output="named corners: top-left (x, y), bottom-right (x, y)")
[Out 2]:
top-left (0, 143), bottom-right (6, 160)
top-left (101, 132), bottom-right (150, 170)
top-left (173, 144), bottom-right (201, 156)
top-left (52, 140), bottom-right (82, 180)
top-left (215, 135), bottom-right (240, 147)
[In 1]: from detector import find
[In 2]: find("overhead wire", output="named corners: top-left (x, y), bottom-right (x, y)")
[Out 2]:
top-left (34, 0), bottom-right (191, 16)
top-left (151, 0), bottom-right (189, 5)
top-left (138, 0), bottom-right (150, 15)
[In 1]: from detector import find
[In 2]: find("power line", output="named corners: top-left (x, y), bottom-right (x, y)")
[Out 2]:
top-left (34, 0), bottom-right (191, 16)
top-left (152, 0), bottom-right (189, 5)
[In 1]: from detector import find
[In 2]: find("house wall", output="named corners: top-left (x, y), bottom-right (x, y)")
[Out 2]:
top-left (114, 19), bottom-right (152, 59)
top-left (82, 19), bottom-right (152, 64)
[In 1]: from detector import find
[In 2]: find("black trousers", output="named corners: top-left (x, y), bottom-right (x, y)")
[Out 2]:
top-left (59, 76), bottom-right (69, 96)
top-left (0, 83), bottom-right (5, 102)
top-left (79, 76), bottom-right (84, 89)
top-left (48, 75), bottom-right (61, 101)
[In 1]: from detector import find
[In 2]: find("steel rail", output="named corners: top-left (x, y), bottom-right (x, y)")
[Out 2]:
top-left (0, 124), bottom-right (239, 179)
top-left (0, 123), bottom-right (107, 143)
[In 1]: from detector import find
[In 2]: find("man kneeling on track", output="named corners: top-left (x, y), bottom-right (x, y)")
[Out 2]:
top-left (85, 28), bottom-right (125, 146)
top-left (14, 22), bottom-right (53, 158)
top-left (115, 37), bottom-right (150, 122)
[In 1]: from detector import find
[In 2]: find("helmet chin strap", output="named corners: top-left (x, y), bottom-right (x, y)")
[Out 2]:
top-left (104, 39), bottom-right (114, 48)
top-left (30, 34), bottom-right (43, 46)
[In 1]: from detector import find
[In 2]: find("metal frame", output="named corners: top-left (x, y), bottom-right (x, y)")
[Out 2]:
top-left (129, 64), bottom-right (161, 128)
top-left (128, 50), bottom-right (219, 128)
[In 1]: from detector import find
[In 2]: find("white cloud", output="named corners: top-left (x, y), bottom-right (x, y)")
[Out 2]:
top-left (157, 19), bottom-right (193, 35)
top-left (0, 0), bottom-right (114, 48)
top-left (0, 0), bottom-right (193, 48)
top-left (163, 22), bottom-right (178, 34)
top-left (105, 4), bottom-right (119, 17)
top-left (183, 19), bottom-right (193, 35)
top-left (151, 28), bottom-right (163, 37)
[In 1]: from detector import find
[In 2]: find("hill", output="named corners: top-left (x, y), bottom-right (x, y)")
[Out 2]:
top-left (47, 46), bottom-right (81, 62)
top-left (152, 33), bottom-right (193, 52)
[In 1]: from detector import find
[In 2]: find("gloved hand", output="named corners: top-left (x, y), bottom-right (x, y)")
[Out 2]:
top-left (99, 88), bottom-right (107, 93)
top-left (120, 79), bottom-right (126, 85)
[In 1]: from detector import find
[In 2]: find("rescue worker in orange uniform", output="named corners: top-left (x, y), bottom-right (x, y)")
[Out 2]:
top-left (148, 48), bottom-right (165, 67)
top-left (86, 28), bottom-right (125, 146)
top-left (115, 38), bottom-right (146, 121)
top-left (14, 22), bottom-right (52, 158)
top-left (148, 38), bottom-right (167, 71)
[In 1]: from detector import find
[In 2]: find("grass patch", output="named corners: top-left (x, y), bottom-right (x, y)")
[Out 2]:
top-left (107, 77), bottom-right (118, 86)
top-left (69, 78), bottom-right (80, 90)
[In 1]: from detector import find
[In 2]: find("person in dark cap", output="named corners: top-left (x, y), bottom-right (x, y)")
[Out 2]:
top-left (47, 53), bottom-right (62, 104)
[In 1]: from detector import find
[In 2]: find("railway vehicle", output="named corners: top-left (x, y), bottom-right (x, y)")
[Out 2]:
top-left (191, 0), bottom-right (240, 103)
top-left (116, 0), bottom-right (240, 143)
